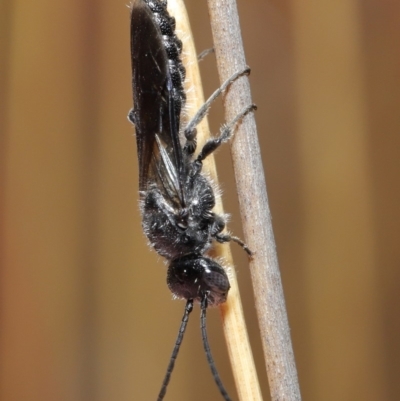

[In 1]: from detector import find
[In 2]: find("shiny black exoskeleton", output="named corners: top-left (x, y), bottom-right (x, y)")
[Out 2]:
top-left (129, 0), bottom-right (246, 307)
top-left (129, 1), bottom-right (255, 400)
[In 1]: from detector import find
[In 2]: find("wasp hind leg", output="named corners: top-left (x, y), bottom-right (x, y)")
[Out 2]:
top-left (195, 103), bottom-right (256, 163)
top-left (183, 67), bottom-right (251, 156)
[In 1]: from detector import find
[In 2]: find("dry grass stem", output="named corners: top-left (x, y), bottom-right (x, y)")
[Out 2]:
top-left (168, 0), bottom-right (263, 400)
top-left (206, 0), bottom-right (302, 400)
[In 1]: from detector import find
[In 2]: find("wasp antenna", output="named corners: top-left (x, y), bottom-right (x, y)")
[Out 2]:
top-left (200, 294), bottom-right (233, 401)
top-left (157, 299), bottom-right (194, 401)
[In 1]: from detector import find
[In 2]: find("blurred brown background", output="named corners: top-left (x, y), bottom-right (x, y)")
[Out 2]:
top-left (1, 0), bottom-right (400, 400)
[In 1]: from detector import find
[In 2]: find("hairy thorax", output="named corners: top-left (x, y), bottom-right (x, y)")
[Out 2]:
top-left (141, 172), bottom-right (223, 260)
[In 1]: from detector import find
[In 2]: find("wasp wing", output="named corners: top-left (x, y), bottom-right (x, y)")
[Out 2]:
top-left (130, 0), bottom-right (186, 206)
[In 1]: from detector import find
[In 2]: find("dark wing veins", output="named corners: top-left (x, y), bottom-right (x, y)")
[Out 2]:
top-left (130, 0), bottom-right (187, 209)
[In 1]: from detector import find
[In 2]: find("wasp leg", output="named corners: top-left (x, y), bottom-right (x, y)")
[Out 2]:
top-left (196, 104), bottom-right (256, 163)
top-left (215, 232), bottom-right (253, 256)
top-left (183, 67), bottom-right (251, 155)
top-left (197, 47), bottom-right (214, 62)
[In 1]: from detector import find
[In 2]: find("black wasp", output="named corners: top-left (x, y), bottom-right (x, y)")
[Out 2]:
top-left (129, 0), bottom-right (255, 400)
